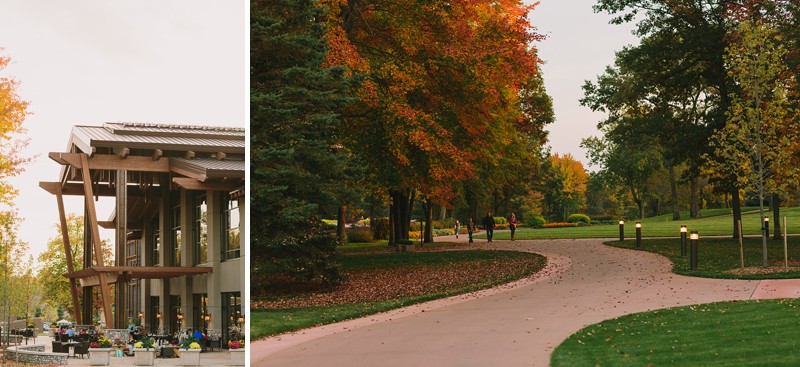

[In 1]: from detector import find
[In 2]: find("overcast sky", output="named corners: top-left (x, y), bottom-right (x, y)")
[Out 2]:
top-left (0, 1), bottom-right (247, 266)
top-left (528, 0), bottom-right (639, 165)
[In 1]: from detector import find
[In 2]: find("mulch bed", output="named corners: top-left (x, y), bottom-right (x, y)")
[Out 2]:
top-left (255, 252), bottom-right (542, 309)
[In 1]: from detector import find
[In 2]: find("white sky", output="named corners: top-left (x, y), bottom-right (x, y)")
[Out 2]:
top-left (0, 1), bottom-right (248, 267)
top-left (528, 0), bottom-right (639, 165)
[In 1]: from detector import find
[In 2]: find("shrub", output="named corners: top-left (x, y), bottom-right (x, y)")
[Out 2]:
top-left (542, 222), bottom-right (578, 228)
top-left (433, 228), bottom-right (454, 236)
top-left (493, 216), bottom-right (507, 225)
top-left (567, 214), bottom-right (591, 224)
top-left (371, 217), bottom-right (390, 240)
top-left (526, 214), bottom-right (547, 228)
top-left (321, 219), bottom-right (337, 228)
top-left (346, 228), bottom-right (373, 243)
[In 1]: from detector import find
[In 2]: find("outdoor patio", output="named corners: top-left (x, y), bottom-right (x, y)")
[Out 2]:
top-left (6, 338), bottom-right (241, 367)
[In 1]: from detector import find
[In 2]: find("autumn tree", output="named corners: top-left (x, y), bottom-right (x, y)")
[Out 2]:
top-left (325, 0), bottom-right (545, 241)
top-left (37, 214), bottom-right (112, 319)
top-left (0, 50), bottom-right (31, 205)
top-left (0, 210), bottom-right (38, 324)
top-left (708, 19), bottom-right (794, 267)
top-left (540, 153), bottom-right (588, 221)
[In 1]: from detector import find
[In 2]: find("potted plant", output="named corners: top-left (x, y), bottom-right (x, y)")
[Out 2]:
top-left (179, 337), bottom-right (202, 366)
top-left (88, 336), bottom-right (113, 366)
top-left (398, 239), bottom-right (415, 252)
top-left (133, 337), bottom-right (156, 366)
top-left (228, 339), bottom-right (245, 366)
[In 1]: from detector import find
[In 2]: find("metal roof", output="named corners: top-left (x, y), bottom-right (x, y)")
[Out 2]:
top-left (70, 123), bottom-right (245, 154)
top-left (171, 158), bottom-right (245, 180)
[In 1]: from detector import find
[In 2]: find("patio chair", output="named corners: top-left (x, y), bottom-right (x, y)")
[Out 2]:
top-left (51, 341), bottom-right (65, 353)
top-left (74, 342), bottom-right (89, 358)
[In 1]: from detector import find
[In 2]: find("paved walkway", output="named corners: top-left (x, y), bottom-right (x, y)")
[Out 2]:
top-left (253, 237), bottom-right (798, 367)
top-left (9, 341), bottom-right (237, 366)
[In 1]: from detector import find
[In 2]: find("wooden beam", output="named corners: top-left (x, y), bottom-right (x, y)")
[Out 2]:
top-left (80, 153), bottom-right (114, 327)
top-left (40, 181), bottom-right (151, 197)
top-left (56, 190), bottom-right (82, 325)
top-left (50, 153), bottom-right (170, 173)
top-left (65, 266), bottom-right (213, 280)
top-left (172, 178), bottom-right (241, 191)
top-left (115, 147), bottom-right (130, 159)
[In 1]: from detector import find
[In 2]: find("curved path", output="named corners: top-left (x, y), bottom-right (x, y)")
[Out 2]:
top-left (253, 238), bottom-right (796, 367)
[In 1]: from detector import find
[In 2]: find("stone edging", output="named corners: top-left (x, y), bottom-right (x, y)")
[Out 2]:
top-left (7, 344), bottom-right (69, 365)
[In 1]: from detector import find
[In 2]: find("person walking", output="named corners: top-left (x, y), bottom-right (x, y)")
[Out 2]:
top-left (454, 220), bottom-right (461, 239)
top-left (467, 218), bottom-right (475, 243)
top-left (483, 212), bottom-right (495, 242)
top-left (509, 213), bottom-right (517, 241)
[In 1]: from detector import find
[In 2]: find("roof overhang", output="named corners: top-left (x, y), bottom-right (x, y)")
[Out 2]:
top-left (65, 266), bottom-right (213, 285)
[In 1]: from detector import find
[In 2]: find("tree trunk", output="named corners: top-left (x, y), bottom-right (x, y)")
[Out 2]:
top-left (439, 205), bottom-right (447, 222)
top-left (424, 200), bottom-right (434, 243)
top-left (388, 205), bottom-right (395, 247)
top-left (732, 187), bottom-right (741, 240)
top-left (337, 205), bottom-right (347, 244)
top-left (390, 189), bottom-right (415, 242)
top-left (772, 194), bottom-right (781, 240)
top-left (635, 198), bottom-right (644, 220)
top-left (669, 164), bottom-right (680, 220)
top-left (690, 177), bottom-right (700, 218)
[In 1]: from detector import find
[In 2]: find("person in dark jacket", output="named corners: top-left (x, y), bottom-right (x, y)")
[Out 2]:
top-left (483, 212), bottom-right (495, 242)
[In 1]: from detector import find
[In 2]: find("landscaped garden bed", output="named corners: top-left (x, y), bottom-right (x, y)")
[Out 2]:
top-left (252, 248), bottom-right (545, 338)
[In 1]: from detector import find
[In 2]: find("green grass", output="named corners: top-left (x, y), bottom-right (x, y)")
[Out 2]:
top-left (552, 299), bottom-right (800, 366)
top-left (485, 207), bottom-right (799, 240)
top-left (609, 237), bottom-right (800, 279)
top-left (253, 250), bottom-right (545, 339)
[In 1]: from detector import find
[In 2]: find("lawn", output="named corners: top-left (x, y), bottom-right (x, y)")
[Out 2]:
top-left (252, 249), bottom-right (546, 339)
top-left (551, 299), bottom-right (800, 366)
top-left (485, 207), bottom-right (800, 240)
top-left (609, 237), bottom-right (800, 279)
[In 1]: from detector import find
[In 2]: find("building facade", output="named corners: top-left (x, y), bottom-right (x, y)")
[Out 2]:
top-left (40, 122), bottom-right (244, 343)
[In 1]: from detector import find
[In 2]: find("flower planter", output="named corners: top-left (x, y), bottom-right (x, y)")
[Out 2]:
top-left (179, 348), bottom-right (201, 366)
top-left (229, 349), bottom-right (245, 366)
top-left (88, 348), bottom-right (113, 366)
top-left (132, 348), bottom-right (156, 366)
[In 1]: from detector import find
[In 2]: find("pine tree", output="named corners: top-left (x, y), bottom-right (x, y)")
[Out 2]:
top-left (250, 0), bottom-right (356, 284)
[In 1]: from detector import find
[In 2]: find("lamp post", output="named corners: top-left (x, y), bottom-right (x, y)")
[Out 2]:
top-left (635, 222), bottom-right (642, 248)
top-left (203, 314), bottom-right (210, 330)
top-left (177, 313), bottom-right (183, 330)
top-left (619, 220), bottom-right (625, 241)
top-left (680, 225), bottom-right (688, 257)
top-left (690, 231), bottom-right (699, 271)
top-left (764, 216), bottom-right (770, 239)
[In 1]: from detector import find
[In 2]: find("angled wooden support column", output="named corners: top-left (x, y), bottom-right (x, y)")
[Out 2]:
top-left (56, 189), bottom-right (82, 325)
top-left (80, 153), bottom-right (114, 327)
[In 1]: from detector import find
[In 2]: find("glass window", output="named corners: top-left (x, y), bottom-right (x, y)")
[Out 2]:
top-left (193, 193), bottom-right (208, 265)
top-left (192, 293), bottom-right (208, 330)
top-left (170, 192), bottom-right (181, 266)
top-left (221, 193), bottom-right (240, 260)
top-left (151, 217), bottom-right (160, 266)
top-left (221, 292), bottom-right (241, 346)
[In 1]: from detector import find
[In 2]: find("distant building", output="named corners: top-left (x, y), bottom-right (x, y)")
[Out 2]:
top-left (40, 122), bottom-right (244, 343)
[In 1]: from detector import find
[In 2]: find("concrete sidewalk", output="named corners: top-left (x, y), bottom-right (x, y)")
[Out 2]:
top-left (253, 237), bottom-right (797, 367)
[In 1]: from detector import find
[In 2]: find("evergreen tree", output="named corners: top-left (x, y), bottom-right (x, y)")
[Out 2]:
top-left (250, 0), bottom-right (356, 284)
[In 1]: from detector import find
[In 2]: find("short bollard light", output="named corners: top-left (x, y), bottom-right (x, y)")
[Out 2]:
top-left (619, 220), bottom-right (625, 241)
top-left (690, 231), bottom-right (699, 271)
top-left (764, 216), bottom-right (770, 238)
top-left (680, 225), bottom-right (688, 257)
top-left (635, 222), bottom-right (642, 248)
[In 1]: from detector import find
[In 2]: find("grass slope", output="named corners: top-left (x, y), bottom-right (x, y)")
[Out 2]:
top-left (552, 299), bottom-right (800, 366)
top-left (487, 207), bottom-right (800, 240)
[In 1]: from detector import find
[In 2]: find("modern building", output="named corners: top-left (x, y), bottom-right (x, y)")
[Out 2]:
top-left (40, 122), bottom-right (245, 343)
